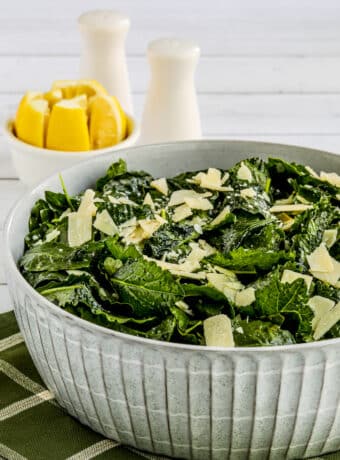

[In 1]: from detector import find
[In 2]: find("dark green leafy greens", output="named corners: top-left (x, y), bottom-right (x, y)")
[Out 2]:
top-left (20, 156), bottom-right (340, 346)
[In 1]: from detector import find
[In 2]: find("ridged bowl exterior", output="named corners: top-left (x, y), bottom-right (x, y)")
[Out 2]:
top-left (5, 140), bottom-right (340, 459)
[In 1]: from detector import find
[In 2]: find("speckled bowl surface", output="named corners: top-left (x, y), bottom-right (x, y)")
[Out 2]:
top-left (4, 140), bottom-right (340, 460)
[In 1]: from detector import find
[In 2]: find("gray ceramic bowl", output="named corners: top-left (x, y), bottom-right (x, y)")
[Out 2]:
top-left (4, 140), bottom-right (340, 460)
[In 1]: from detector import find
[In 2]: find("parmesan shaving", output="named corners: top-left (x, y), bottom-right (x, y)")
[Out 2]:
top-left (108, 195), bottom-right (137, 206)
top-left (154, 214), bottom-right (167, 225)
top-left (240, 188), bottom-right (256, 199)
top-left (120, 217), bottom-right (137, 228)
top-left (172, 204), bottom-right (193, 223)
top-left (270, 204), bottom-right (313, 213)
top-left (308, 296), bottom-right (335, 330)
top-left (185, 196), bottom-right (213, 210)
top-left (210, 206), bottom-right (231, 227)
top-left (168, 189), bottom-right (213, 210)
top-left (123, 217), bottom-right (165, 244)
top-left (68, 212), bottom-right (92, 247)
top-left (235, 287), bottom-right (256, 307)
top-left (144, 240), bottom-right (215, 278)
top-left (307, 244), bottom-right (334, 273)
top-left (175, 300), bottom-right (193, 315)
top-left (45, 229), bottom-right (60, 243)
top-left (150, 178), bottom-right (168, 196)
top-left (189, 168), bottom-right (233, 191)
top-left (204, 314), bottom-right (235, 347)
top-left (207, 273), bottom-right (244, 303)
top-left (68, 189), bottom-right (97, 247)
top-left (281, 269), bottom-right (313, 290)
top-left (313, 301), bottom-right (340, 340)
top-left (143, 193), bottom-right (155, 209)
top-left (305, 166), bottom-right (319, 178)
top-left (237, 162), bottom-right (252, 182)
top-left (77, 189), bottom-right (97, 216)
top-left (139, 219), bottom-right (163, 237)
top-left (93, 210), bottom-right (118, 236)
top-left (60, 208), bottom-right (71, 219)
top-left (311, 259), bottom-right (340, 287)
top-left (168, 189), bottom-right (211, 206)
top-left (278, 213), bottom-right (295, 231)
top-left (322, 229), bottom-right (337, 249)
top-left (320, 171), bottom-right (340, 188)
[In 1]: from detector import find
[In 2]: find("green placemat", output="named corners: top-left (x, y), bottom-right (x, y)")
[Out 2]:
top-left (0, 311), bottom-right (165, 460)
top-left (0, 310), bottom-right (338, 460)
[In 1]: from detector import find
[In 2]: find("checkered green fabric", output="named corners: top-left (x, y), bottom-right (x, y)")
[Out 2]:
top-left (0, 310), bottom-right (339, 460)
top-left (0, 311), bottom-right (167, 460)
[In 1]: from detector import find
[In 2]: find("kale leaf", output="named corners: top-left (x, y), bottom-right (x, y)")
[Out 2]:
top-left (210, 217), bottom-right (278, 254)
top-left (109, 258), bottom-right (185, 317)
top-left (96, 158), bottom-right (127, 191)
top-left (254, 270), bottom-right (313, 340)
top-left (210, 247), bottom-right (293, 273)
top-left (233, 317), bottom-right (295, 346)
top-left (144, 224), bottom-right (199, 259)
top-left (20, 241), bottom-right (105, 272)
top-left (292, 197), bottom-right (338, 263)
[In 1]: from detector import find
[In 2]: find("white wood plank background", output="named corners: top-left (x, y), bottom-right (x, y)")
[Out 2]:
top-left (1, 0), bottom-right (340, 312)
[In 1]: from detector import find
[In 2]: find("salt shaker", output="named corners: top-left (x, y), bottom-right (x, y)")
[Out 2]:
top-left (78, 10), bottom-right (133, 114)
top-left (140, 38), bottom-right (202, 144)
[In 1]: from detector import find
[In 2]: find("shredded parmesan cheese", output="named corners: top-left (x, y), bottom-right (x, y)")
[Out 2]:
top-left (240, 188), bottom-right (256, 199)
top-left (93, 210), bottom-right (118, 236)
top-left (307, 244), bottom-right (334, 273)
top-left (322, 229), bottom-right (337, 249)
top-left (320, 171), bottom-right (340, 188)
top-left (281, 269), bottom-right (313, 290)
top-left (204, 314), bottom-right (234, 347)
top-left (235, 287), bottom-right (256, 307)
top-left (172, 204), bottom-right (193, 222)
top-left (270, 204), bottom-right (313, 213)
top-left (150, 178), bottom-right (168, 196)
top-left (189, 168), bottom-right (233, 191)
top-left (168, 189), bottom-right (213, 210)
top-left (143, 193), bottom-right (155, 209)
top-left (237, 162), bottom-right (253, 182)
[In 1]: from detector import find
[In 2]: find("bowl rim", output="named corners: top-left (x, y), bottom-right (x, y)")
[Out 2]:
top-left (4, 138), bottom-right (340, 353)
top-left (3, 114), bottom-right (140, 156)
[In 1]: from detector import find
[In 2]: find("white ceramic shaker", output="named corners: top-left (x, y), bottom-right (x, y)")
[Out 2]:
top-left (78, 10), bottom-right (133, 114)
top-left (140, 38), bottom-right (202, 144)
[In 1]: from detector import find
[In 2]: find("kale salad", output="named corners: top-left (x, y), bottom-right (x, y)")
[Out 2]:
top-left (19, 157), bottom-right (340, 347)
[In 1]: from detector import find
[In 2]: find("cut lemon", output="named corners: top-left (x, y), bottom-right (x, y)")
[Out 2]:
top-left (14, 80), bottom-right (129, 151)
top-left (89, 95), bottom-right (127, 149)
top-left (52, 79), bottom-right (107, 99)
top-left (115, 96), bottom-right (127, 140)
top-left (15, 92), bottom-right (49, 148)
top-left (46, 95), bottom-right (90, 151)
top-left (44, 89), bottom-right (63, 107)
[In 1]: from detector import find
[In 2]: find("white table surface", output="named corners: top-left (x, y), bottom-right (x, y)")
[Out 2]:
top-left (1, 0), bottom-right (340, 313)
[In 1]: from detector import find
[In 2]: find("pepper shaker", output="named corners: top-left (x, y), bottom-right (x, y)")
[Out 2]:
top-left (78, 9), bottom-right (133, 114)
top-left (140, 38), bottom-right (202, 144)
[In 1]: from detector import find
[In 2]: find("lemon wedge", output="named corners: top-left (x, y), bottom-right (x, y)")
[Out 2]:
top-left (44, 89), bottom-right (63, 107)
top-left (46, 95), bottom-right (90, 151)
top-left (15, 80), bottom-right (128, 151)
top-left (89, 95), bottom-right (127, 149)
top-left (52, 79), bottom-right (107, 99)
top-left (15, 92), bottom-right (49, 148)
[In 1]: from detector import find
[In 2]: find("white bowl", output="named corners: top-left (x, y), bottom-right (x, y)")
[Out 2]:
top-left (4, 140), bottom-right (340, 459)
top-left (3, 115), bottom-right (140, 187)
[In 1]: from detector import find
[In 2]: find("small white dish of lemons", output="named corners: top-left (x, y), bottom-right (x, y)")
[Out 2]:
top-left (4, 79), bottom-right (140, 186)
